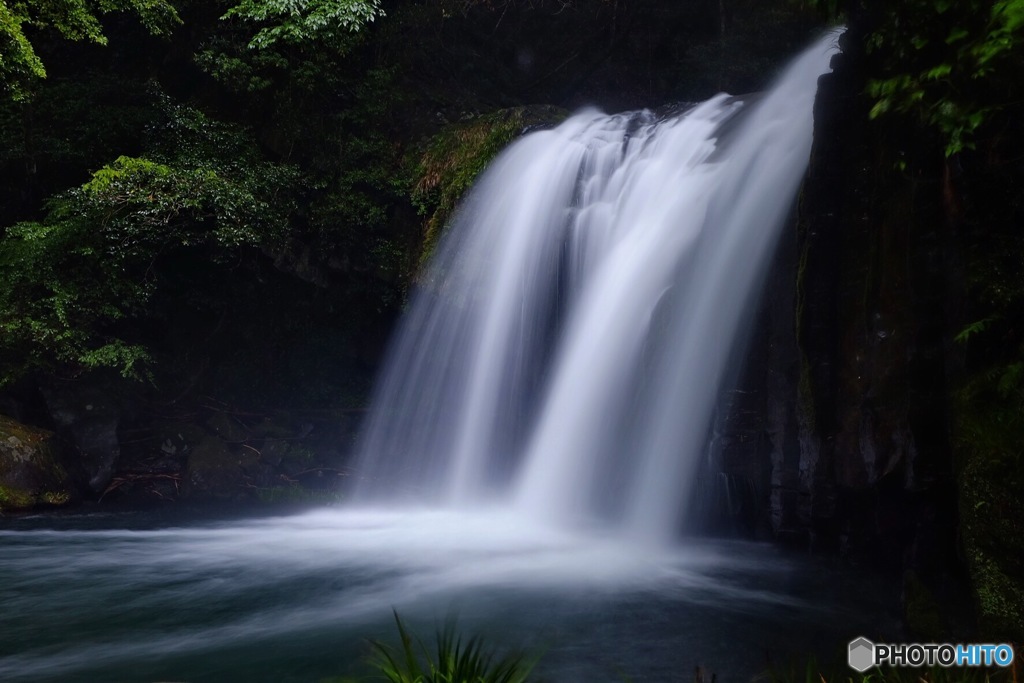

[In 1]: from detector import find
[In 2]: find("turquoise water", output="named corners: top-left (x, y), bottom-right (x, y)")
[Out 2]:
top-left (0, 505), bottom-right (899, 682)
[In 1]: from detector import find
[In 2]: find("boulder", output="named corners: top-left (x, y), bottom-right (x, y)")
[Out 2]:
top-left (40, 382), bottom-right (121, 494)
top-left (0, 415), bottom-right (74, 511)
top-left (205, 412), bottom-right (250, 444)
top-left (185, 436), bottom-right (268, 500)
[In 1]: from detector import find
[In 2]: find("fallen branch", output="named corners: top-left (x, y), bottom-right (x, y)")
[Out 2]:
top-left (100, 472), bottom-right (182, 501)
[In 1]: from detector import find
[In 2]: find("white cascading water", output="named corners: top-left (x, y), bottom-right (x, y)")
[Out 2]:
top-left (353, 33), bottom-right (839, 540)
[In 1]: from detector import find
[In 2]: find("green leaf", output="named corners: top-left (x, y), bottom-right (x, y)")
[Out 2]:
top-left (0, 0), bottom-right (180, 100)
top-left (868, 98), bottom-right (890, 119)
top-left (946, 26), bottom-right (970, 44)
top-left (955, 317), bottom-right (998, 345)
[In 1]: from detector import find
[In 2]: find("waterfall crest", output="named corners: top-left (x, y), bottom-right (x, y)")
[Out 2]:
top-left (352, 32), bottom-right (839, 540)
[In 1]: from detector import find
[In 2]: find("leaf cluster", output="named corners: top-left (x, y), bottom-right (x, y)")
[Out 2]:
top-left (0, 99), bottom-right (303, 385)
top-left (368, 611), bottom-right (539, 683)
top-left (195, 0), bottom-right (382, 96)
top-left (858, 0), bottom-right (1024, 156)
top-left (0, 0), bottom-right (180, 99)
top-left (222, 0), bottom-right (383, 50)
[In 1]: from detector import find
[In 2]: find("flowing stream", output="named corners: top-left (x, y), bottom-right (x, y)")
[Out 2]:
top-left (0, 32), bottom-right (898, 683)
top-left (0, 506), bottom-right (897, 682)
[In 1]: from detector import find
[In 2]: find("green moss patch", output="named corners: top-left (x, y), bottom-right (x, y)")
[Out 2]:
top-left (410, 105), bottom-right (567, 265)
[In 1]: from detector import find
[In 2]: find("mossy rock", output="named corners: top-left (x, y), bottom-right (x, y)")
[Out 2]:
top-left (411, 105), bottom-right (568, 265)
top-left (0, 414), bottom-right (74, 512)
top-left (204, 412), bottom-right (251, 444)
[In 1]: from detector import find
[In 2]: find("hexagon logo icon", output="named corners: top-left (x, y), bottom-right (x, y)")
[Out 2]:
top-left (848, 637), bottom-right (876, 672)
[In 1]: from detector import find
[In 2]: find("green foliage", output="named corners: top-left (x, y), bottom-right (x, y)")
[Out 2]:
top-left (0, 73), bottom-right (157, 183)
top-left (801, 0), bottom-right (1023, 155)
top-left (942, 62), bottom-right (1024, 639)
top-left (864, 0), bottom-right (1024, 156)
top-left (288, 64), bottom-right (417, 306)
top-left (197, 0), bottom-right (382, 94)
top-left (0, 100), bottom-right (303, 384)
top-left (0, 212), bottom-right (155, 382)
top-left (368, 611), bottom-right (539, 683)
top-left (317, 66), bottom-right (408, 237)
top-left (193, 10), bottom-right (412, 294)
top-left (955, 316), bottom-right (998, 345)
top-left (0, 0), bottom-right (180, 99)
top-left (186, 22), bottom-right (420, 402)
top-left (954, 335), bottom-right (1024, 641)
top-left (222, 0), bottom-right (383, 50)
top-left (78, 155), bottom-right (286, 249)
top-left (194, 43), bottom-right (286, 94)
top-left (0, 3), bottom-right (46, 94)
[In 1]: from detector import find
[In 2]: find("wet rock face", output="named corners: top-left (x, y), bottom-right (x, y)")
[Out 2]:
top-left (702, 40), bottom-right (877, 549)
top-left (0, 415), bottom-right (74, 511)
top-left (752, 24), bottom-right (958, 573)
top-left (699, 23), bottom-right (959, 578)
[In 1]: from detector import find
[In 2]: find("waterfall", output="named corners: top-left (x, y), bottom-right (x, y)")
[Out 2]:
top-left (352, 32), bottom-right (839, 540)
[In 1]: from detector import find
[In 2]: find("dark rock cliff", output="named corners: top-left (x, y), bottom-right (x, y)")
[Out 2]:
top-left (792, 25), bottom-right (966, 630)
top-left (709, 18), bottom-right (1024, 641)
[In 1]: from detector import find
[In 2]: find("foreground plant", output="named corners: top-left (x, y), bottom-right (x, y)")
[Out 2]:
top-left (367, 611), bottom-right (539, 683)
